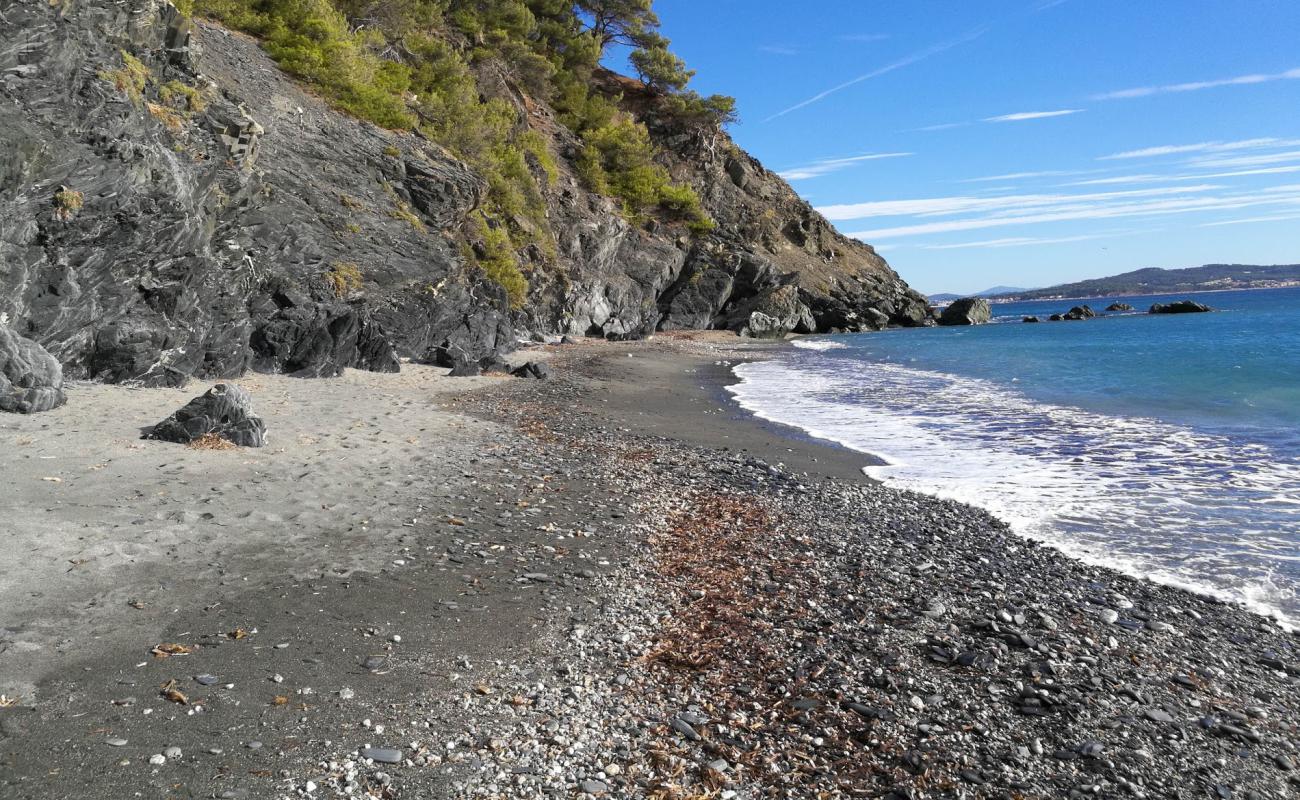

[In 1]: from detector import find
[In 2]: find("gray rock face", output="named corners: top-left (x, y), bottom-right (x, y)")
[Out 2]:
top-left (1106, 302), bottom-right (1134, 311)
top-left (0, 324), bottom-right (67, 413)
top-left (1150, 300), bottom-right (1212, 314)
top-left (1063, 305), bottom-right (1096, 321)
top-left (147, 383), bottom-right (266, 447)
top-left (938, 298), bottom-right (992, 326)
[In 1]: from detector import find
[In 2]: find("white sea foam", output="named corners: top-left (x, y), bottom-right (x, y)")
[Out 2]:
top-left (791, 339), bottom-right (848, 351)
top-left (729, 356), bottom-right (1300, 629)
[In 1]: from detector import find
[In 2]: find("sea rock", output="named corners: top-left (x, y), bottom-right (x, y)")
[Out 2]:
top-left (938, 298), bottom-right (992, 326)
top-left (1049, 313), bottom-right (1064, 321)
top-left (1150, 300), bottom-right (1212, 314)
top-left (1062, 305), bottom-right (1096, 321)
top-left (1105, 302), bottom-right (1134, 311)
top-left (1022, 316), bottom-right (1040, 323)
top-left (0, 324), bottom-right (67, 413)
top-left (146, 383), bottom-right (266, 447)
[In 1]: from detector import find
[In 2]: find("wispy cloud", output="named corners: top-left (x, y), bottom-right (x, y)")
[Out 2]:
top-left (778, 152), bottom-right (913, 181)
top-left (764, 25), bottom-right (989, 122)
top-left (760, 45), bottom-right (798, 56)
top-left (1200, 212), bottom-right (1300, 227)
top-left (917, 231), bottom-right (1136, 250)
top-left (1190, 149), bottom-right (1300, 169)
top-left (839, 33), bottom-right (890, 43)
top-left (959, 169), bottom-right (1094, 183)
top-left (913, 121), bottom-right (971, 132)
top-left (983, 109), bottom-right (1083, 123)
top-left (818, 185), bottom-right (1214, 221)
top-left (842, 184), bottom-right (1300, 239)
top-left (1065, 164), bottom-right (1300, 186)
top-left (1098, 137), bottom-right (1300, 161)
top-left (1094, 67), bottom-right (1300, 100)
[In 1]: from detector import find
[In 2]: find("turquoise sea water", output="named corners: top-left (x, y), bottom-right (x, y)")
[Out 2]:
top-left (728, 287), bottom-right (1300, 627)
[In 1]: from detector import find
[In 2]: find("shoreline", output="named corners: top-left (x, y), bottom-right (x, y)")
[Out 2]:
top-left (2, 334), bottom-right (1297, 799)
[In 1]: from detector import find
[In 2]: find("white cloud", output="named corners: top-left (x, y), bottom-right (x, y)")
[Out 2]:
top-left (983, 109), bottom-right (1083, 122)
top-left (817, 185), bottom-right (1218, 221)
top-left (913, 121), bottom-right (971, 132)
top-left (959, 169), bottom-right (1094, 183)
top-left (1190, 149), bottom-right (1300, 169)
top-left (1200, 212), bottom-right (1300, 227)
top-left (765, 25), bottom-right (989, 121)
top-left (843, 185), bottom-right (1300, 239)
top-left (1097, 138), bottom-right (1298, 161)
top-left (1094, 67), bottom-right (1300, 100)
top-left (1065, 165), bottom-right (1300, 186)
top-left (917, 231), bottom-right (1134, 250)
top-left (777, 152), bottom-right (912, 181)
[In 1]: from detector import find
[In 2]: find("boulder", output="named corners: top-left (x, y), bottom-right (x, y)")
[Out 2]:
top-left (1105, 302), bottom-right (1134, 312)
top-left (1022, 316), bottom-right (1040, 323)
top-left (937, 298), bottom-right (992, 326)
top-left (729, 285), bottom-right (816, 338)
top-left (1049, 313), bottom-right (1064, 321)
top-left (511, 361), bottom-right (551, 380)
top-left (1150, 300), bottom-right (1212, 314)
top-left (1062, 305), bottom-right (1096, 321)
top-left (0, 325), bottom-right (67, 414)
top-left (447, 361), bottom-right (481, 377)
top-left (146, 383), bottom-right (265, 447)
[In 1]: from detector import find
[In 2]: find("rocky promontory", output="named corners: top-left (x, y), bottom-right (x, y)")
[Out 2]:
top-left (0, 0), bottom-right (927, 388)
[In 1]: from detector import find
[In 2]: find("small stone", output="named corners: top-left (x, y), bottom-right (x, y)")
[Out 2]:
top-left (163, 746), bottom-right (182, 759)
top-left (195, 674), bottom-right (218, 686)
top-left (1276, 755), bottom-right (1295, 771)
top-left (149, 754), bottom-right (166, 766)
top-left (579, 779), bottom-right (608, 794)
top-left (106, 738), bottom-right (128, 747)
top-left (1099, 609), bottom-right (1119, 624)
top-left (361, 747), bottom-right (403, 764)
top-left (707, 759), bottom-right (730, 773)
top-left (670, 717), bottom-right (700, 741)
top-left (338, 687), bottom-right (355, 700)
top-left (1145, 708), bottom-right (1175, 723)
top-left (246, 741), bottom-right (263, 750)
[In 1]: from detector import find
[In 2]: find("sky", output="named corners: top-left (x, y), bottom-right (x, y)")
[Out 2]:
top-left (643, 0), bottom-right (1300, 294)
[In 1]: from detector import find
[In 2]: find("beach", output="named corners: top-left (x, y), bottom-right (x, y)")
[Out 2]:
top-left (2, 334), bottom-right (1298, 799)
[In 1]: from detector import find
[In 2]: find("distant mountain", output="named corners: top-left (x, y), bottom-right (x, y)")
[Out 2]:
top-left (987, 264), bottom-right (1300, 301)
top-left (929, 285), bottom-right (1032, 303)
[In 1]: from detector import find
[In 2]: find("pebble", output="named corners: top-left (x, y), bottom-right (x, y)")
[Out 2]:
top-left (105, 738), bottom-right (128, 747)
top-left (149, 754), bottom-right (166, 766)
top-left (195, 674), bottom-right (218, 686)
top-left (361, 747), bottom-right (403, 764)
top-left (247, 741), bottom-right (263, 750)
top-left (163, 746), bottom-right (182, 759)
top-left (1099, 609), bottom-right (1119, 624)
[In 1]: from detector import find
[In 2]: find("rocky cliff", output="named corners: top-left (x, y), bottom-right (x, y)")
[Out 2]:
top-left (0, 0), bottom-right (927, 386)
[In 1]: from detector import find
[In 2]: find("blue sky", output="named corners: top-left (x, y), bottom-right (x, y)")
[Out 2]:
top-left (644, 0), bottom-right (1300, 294)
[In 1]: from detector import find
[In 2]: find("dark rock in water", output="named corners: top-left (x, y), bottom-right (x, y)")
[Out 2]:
top-left (1105, 302), bottom-right (1134, 311)
top-left (1022, 316), bottom-right (1040, 323)
top-left (146, 383), bottom-right (266, 447)
top-left (0, 324), bottom-right (67, 413)
top-left (1150, 300), bottom-right (1212, 314)
top-left (1062, 305), bottom-right (1096, 321)
top-left (1049, 313), bottom-right (1064, 321)
top-left (511, 361), bottom-right (550, 380)
top-left (938, 298), bottom-right (992, 326)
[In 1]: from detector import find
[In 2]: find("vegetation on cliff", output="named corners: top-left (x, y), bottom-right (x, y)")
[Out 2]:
top-left (191, 0), bottom-right (733, 300)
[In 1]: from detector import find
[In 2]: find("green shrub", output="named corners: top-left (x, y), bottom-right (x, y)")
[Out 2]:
top-left (324, 261), bottom-right (364, 297)
top-left (99, 51), bottom-right (150, 105)
top-left (468, 213), bottom-right (528, 309)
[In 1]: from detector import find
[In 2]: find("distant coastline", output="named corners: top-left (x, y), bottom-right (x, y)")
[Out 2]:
top-left (987, 281), bottom-right (1300, 304)
top-left (930, 262), bottom-right (1300, 304)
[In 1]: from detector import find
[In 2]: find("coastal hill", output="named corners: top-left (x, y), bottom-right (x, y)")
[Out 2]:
top-left (929, 285), bottom-right (1031, 303)
top-left (987, 263), bottom-right (1300, 302)
top-left (0, 0), bottom-right (927, 387)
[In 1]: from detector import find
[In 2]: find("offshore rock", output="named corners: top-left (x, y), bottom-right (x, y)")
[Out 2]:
top-left (938, 298), bottom-right (992, 326)
top-left (1150, 300), bottom-right (1212, 314)
top-left (0, 324), bottom-right (67, 414)
top-left (146, 383), bottom-right (266, 447)
top-left (1063, 305), bottom-right (1096, 320)
top-left (1106, 302), bottom-right (1134, 311)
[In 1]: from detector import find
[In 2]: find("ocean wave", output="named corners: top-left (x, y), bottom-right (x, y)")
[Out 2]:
top-left (728, 356), bottom-right (1300, 629)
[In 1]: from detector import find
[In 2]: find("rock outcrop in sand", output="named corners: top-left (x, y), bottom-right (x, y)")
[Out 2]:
top-left (146, 383), bottom-right (266, 447)
top-left (0, 324), bottom-right (67, 414)
top-left (0, 0), bottom-right (928, 387)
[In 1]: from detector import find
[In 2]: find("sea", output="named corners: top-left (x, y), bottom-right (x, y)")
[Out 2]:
top-left (727, 287), bottom-right (1300, 628)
